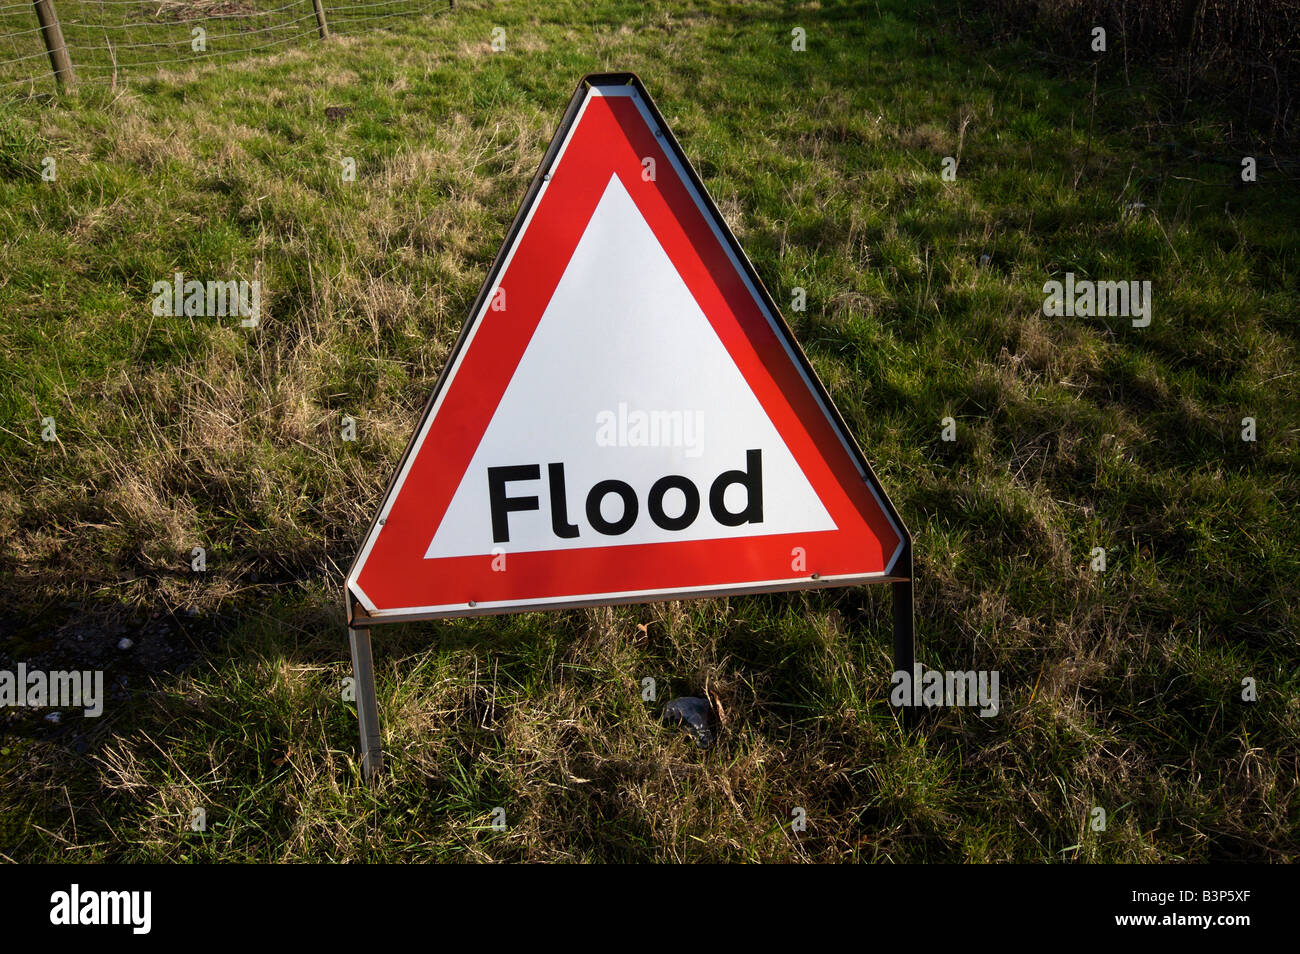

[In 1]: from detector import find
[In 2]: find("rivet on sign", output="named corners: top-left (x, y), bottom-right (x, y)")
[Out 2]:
top-left (379, 518), bottom-right (386, 525)
top-left (543, 172), bottom-right (551, 182)
top-left (468, 600), bottom-right (477, 607)
top-left (811, 573), bottom-right (821, 580)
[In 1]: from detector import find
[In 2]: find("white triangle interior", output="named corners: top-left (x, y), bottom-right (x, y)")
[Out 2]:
top-left (424, 173), bottom-right (835, 559)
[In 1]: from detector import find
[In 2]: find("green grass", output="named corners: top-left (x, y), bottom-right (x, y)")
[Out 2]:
top-left (1, 0), bottom-right (1297, 862)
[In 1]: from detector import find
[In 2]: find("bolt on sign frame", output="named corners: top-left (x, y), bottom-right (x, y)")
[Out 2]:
top-left (343, 73), bottom-right (915, 778)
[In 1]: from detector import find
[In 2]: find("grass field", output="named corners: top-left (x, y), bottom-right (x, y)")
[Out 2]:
top-left (1, 0), bottom-right (1297, 862)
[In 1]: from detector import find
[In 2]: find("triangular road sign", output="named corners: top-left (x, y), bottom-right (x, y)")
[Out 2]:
top-left (346, 73), bottom-right (910, 625)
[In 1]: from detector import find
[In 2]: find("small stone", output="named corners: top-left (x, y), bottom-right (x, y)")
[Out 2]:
top-left (117, 637), bottom-right (134, 651)
top-left (663, 696), bottom-right (715, 748)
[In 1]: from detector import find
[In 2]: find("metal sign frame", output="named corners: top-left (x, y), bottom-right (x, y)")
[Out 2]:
top-left (343, 73), bottom-right (915, 778)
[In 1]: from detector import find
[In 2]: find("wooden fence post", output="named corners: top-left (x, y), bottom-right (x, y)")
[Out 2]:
top-left (311, 0), bottom-right (329, 39)
top-left (32, 0), bottom-right (74, 91)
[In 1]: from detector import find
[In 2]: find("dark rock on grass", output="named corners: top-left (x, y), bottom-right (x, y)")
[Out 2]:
top-left (663, 696), bottom-right (715, 748)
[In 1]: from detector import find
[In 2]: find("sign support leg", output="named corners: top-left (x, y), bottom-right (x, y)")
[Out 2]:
top-left (891, 543), bottom-right (917, 728)
top-left (348, 625), bottom-right (385, 779)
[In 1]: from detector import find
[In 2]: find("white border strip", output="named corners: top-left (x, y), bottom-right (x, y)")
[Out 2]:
top-left (357, 568), bottom-right (900, 622)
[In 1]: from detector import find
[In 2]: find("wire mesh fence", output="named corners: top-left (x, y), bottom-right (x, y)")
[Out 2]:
top-left (0, 0), bottom-right (446, 98)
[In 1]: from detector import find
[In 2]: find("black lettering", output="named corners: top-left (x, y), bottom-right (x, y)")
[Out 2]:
top-left (547, 463), bottom-right (580, 538)
top-left (586, 479), bottom-right (638, 535)
top-left (709, 449), bottom-right (763, 526)
top-left (648, 475), bottom-right (700, 531)
top-left (488, 464), bottom-right (540, 542)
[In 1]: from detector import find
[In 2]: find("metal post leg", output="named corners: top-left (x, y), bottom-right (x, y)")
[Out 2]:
top-left (891, 543), bottom-right (917, 728)
top-left (348, 626), bottom-right (384, 779)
